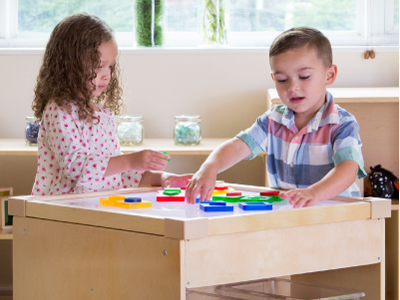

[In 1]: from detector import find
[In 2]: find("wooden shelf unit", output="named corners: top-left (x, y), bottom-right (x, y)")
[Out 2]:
top-left (0, 138), bottom-right (229, 156)
top-left (0, 188), bottom-right (13, 239)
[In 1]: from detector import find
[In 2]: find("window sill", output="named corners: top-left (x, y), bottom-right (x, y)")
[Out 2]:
top-left (0, 45), bottom-right (398, 55)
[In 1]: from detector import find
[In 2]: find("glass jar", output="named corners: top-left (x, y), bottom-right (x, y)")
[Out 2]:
top-left (174, 115), bottom-right (201, 146)
top-left (202, 0), bottom-right (228, 46)
top-left (25, 116), bottom-right (41, 145)
top-left (134, 0), bottom-right (165, 47)
top-left (115, 115), bottom-right (144, 145)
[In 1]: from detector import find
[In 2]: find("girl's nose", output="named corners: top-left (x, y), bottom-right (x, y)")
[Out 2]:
top-left (104, 71), bottom-right (111, 80)
top-left (101, 68), bottom-right (111, 80)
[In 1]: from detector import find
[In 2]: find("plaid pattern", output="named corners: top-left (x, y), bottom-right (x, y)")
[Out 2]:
top-left (237, 91), bottom-right (367, 197)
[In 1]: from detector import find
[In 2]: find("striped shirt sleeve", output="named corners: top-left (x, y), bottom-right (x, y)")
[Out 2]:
top-left (332, 118), bottom-right (367, 178)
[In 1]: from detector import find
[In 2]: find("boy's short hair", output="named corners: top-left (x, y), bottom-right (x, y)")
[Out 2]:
top-left (269, 27), bottom-right (332, 68)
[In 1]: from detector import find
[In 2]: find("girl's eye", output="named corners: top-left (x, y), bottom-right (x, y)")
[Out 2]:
top-left (300, 76), bottom-right (310, 80)
top-left (276, 79), bottom-right (287, 83)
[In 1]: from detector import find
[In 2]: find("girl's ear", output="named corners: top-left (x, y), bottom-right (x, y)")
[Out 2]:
top-left (326, 64), bottom-right (337, 86)
top-left (270, 73), bottom-right (274, 81)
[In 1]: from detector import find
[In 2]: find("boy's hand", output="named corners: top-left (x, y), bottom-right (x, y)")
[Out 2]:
top-left (128, 150), bottom-right (169, 171)
top-left (185, 167), bottom-right (217, 204)
top-left (162, 173), bottom-right (193, 188)
top-left (279, 187), bottom-right (320, 208)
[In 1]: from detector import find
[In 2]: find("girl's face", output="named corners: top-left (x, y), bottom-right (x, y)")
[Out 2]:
top-left (91, 41), bottom-right (118, 98)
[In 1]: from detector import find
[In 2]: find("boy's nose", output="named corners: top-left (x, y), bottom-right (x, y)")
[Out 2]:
top-left (288, 80), bottom-right (299, 92)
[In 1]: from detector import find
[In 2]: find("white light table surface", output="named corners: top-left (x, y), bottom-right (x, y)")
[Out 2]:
top-left (9, 183), bottom-right (391, 300)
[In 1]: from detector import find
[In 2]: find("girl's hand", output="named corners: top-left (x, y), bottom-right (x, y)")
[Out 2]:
top-left (279, 187), bottom-right (320, 208)
top-left (128, 150), bottom-right (169, 171)
top-left (162, 173), bottom-right (193, 188)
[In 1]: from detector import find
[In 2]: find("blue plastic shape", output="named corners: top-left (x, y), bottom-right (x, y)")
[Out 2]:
top-left (239, 202), bottom-right (273, 211)
top-left (200, 204), bottom-right (234, 212)
top-left (124, 197), bottom-right (142, 203)
top-left (200, 201), bottom-right (226, 206)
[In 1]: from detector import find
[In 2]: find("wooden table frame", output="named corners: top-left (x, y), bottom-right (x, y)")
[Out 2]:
top-left (9, 184), bottom-right (391, 300)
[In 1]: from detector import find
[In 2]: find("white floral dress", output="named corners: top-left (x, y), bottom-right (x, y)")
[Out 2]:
top-left (32, 101), bottom-right (143, 195)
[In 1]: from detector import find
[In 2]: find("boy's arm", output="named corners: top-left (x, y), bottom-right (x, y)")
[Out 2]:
top-left (280, 160), bottom-right (359, 208)
top-left (185, 137), bottom-right (252, 204)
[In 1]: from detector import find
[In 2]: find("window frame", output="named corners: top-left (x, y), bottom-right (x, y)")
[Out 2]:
top-left (384, 0), bottom-right (399, 35)
top-left (0, 0), bottom-right (398, 50)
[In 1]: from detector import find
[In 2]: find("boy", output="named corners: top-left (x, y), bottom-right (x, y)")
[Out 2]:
top-left (185, 27), bottom-right (367, 207)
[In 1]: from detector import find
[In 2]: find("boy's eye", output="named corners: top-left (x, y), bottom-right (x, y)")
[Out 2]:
top-left (276, 79), bottom-right (287, 83)
top-left (299, 76), bottom-right (310, 80)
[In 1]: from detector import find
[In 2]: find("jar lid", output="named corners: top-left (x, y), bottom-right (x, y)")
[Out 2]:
top-left (26, 116), bottom-right (39, 122)
top-left (115, 115), bottom-right (143, 122)
top-left (174, 115), bottom-right (201, 122)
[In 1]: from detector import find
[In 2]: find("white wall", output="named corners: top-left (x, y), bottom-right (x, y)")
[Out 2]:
top-left (0, 49), bottom-right (398, 195)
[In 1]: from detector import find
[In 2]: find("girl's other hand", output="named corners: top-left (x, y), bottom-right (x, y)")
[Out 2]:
top-left (162, 173), bottom-right (193, 188)
top-left (128, 150), bottom-right (169, 171)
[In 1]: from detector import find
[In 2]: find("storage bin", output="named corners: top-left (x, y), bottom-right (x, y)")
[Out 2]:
top-left (187, 291), bottom-right (245, 299)
top-left (187, 278), bottom-right (365, 300)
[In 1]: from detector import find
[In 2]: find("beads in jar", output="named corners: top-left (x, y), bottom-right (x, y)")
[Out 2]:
top-left (174, 115), bottom-right (201, 146)
top-left (25, 116), bottom-right (41, 145)
top-left (115, 115), bottom-right (144, 145)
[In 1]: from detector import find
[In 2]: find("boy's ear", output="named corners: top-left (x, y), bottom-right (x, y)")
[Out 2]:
top-left (326, 64), bottom-right (337, 86)
top-left (270, 73), bottom-right (274, 81)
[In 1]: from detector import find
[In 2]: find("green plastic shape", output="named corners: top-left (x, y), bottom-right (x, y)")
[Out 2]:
top-left (161, 151), bottom-right (171, 162)
top-left (163, 188), bottom-right (181, 196)
top-left (212, 194), bottom-right (284, 203)
top-left (211, 195), bottom-right (245, 203)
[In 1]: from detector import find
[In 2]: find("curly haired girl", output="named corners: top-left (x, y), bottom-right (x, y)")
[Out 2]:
top-left (32, 13), bottom-right (191, 195)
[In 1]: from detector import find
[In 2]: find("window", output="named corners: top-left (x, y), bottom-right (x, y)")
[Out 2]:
top-left (385, 0), bottom-right (399, 34)
top-left (166, 0), bottom-right (199, 32)
top-left (0, 0), bottom-right (398, 48)
top-left (228, 0), bottom-right (360, 47)
top-left (18, 0), bottom-right (134, 33)
top-left (229, 0), bottom-right (357, 32)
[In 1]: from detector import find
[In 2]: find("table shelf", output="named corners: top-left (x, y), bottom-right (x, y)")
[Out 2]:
top-left (0, 138), bottom-right (229, 156)
top-left (0, 228), bottom-right (12, 240)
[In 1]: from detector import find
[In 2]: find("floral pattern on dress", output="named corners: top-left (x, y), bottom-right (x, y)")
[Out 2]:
top-left (32, 101), bottom-right (143, 195)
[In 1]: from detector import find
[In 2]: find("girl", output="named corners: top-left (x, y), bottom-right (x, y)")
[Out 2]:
top-left (31, 13), bottom-right (191, 195)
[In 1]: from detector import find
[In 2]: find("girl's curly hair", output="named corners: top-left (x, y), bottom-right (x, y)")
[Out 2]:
top-left (32, 12), bottom-right (124, 122)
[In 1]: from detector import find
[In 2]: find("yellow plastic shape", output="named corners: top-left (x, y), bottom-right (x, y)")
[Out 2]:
top-left (114, 200), bottom-right (153, 209)
top-left (212, 188), bottom-right (236, 196)
top-left (100, 197), bottom-right (115, 206)
top-left (109, 195), bottom-right (125, 201)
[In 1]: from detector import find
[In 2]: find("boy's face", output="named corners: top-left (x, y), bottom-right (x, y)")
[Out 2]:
top-left (91, 41), bottom-right (118, 98)
top-left (270, 45), bottom-right (337, 122)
